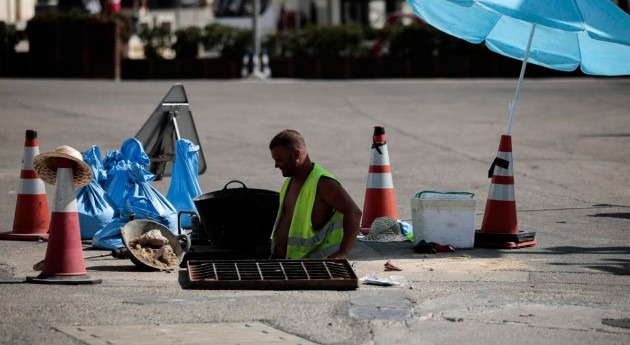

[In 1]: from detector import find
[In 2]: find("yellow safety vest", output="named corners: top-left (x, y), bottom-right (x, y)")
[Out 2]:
top-left (271, 163), bottom-right (344, 259)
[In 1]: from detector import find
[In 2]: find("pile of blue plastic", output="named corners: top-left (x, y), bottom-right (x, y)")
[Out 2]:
top-left (77, 138), bottom-right (201, 250)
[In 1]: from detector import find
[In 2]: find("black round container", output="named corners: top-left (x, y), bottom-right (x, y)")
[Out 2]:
top-left (193, 180), bottom-right (279, 250)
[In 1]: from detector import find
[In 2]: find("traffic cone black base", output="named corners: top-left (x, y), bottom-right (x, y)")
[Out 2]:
top-left (474, 230), bottom-right (537, 249)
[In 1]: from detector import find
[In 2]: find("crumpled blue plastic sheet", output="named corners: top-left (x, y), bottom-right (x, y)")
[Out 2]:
top-left (76, 145), bottom-right (118, 240)
top-left (166, 139), bottom-right (202, 229)
top-left (92, 138), bottom-right (178, 250)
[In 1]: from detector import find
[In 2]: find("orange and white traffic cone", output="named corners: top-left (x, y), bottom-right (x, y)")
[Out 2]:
top-left (27, 146), bottom-right (101, 285)
top-left (475, 135), bottom-right (536, 249)
top-left (360, 126), bottom-right (398, 234)
top-left (0, 129), bottom-right (50, 241)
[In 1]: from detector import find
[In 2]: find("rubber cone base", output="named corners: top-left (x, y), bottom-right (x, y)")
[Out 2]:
top-left (474, 230), bottom-right (536, 249)
top-left (0, 232), bottom-right (48, 241)
top-left (26, 274), bottom-right (102, 285)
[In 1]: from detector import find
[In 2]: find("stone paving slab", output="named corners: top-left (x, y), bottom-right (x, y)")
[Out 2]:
top-left (371, 317), bottom-right (630, 345)
top-left (55, 322), bottom-right (319, 345)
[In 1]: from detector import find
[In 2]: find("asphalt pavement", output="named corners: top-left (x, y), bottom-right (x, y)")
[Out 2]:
top-left (0, 78), bottom-right (629, 345)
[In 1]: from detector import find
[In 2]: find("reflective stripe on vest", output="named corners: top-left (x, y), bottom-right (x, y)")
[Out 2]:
top-left (287, 219), bottom-right (344, 247)
top-left (272, 163), bottom-right (344, 259)
top-left (305, 243), bottom-right (341, 259)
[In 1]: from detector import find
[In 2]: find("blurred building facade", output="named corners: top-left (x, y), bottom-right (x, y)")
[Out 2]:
top-left (1, 0), bottom-right (629, 33)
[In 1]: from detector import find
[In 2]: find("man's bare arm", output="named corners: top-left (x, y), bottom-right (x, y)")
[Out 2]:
top-left (317, 177), bottom-right (362, 259)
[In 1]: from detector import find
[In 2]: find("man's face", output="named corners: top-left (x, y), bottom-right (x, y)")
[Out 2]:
top-left (271, 146), bottom-right (298, 177)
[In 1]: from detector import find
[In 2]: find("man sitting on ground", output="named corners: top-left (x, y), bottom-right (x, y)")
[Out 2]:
top-left (269, 129), bottom-right (362, 259)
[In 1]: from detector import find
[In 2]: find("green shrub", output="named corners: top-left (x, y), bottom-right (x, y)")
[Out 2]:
top-left (202, 23), bottom-right (251, 59)
top-left (264, 30), bottom-right (306, 58)
top-left (434, 31), bottom-right (491, 57)
top-left (138, 23), bottom-right (172, 59)
top-left (173, 26), bottom-right (203, 59)
top-left (303, 25), bottom-right (364, 58)
top-left (265, 25), bottom-right (364, 58)
top-left (0, 21), bottom-right (23, 54)
top-left (221, 28), bottom-right (252, 59)
top-left (388, 23), bottom-right (439, 58)
top-left (201, 23), bottom-right (230, 52)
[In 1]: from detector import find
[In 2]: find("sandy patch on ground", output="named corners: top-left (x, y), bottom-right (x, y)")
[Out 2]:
top-left (351, 256), bottom-right (530, 282)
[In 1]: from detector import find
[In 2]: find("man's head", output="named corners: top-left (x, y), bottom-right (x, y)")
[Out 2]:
top-left (269, 129), bottom-right (308, 177)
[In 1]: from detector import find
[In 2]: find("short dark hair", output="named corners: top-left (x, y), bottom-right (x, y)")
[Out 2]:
top-left (269, 129), bottom-right (306, 150)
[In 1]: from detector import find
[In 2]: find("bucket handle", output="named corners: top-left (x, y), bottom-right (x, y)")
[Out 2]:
top-left (177, 210), bottom-right (199, 235)
top-left (223, 180), bottom-right (248, 190)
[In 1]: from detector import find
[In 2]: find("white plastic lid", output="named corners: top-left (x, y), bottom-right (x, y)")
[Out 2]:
top-left (414, 191), bottom-right (475, 200)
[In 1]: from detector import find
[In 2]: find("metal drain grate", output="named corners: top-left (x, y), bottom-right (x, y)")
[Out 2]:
top-left (187, 259), bottom-right (358, 290)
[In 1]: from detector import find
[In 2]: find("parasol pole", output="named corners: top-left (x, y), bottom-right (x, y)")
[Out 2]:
top-left (169, 108), bottom-right (181, 141)
top-left (506, 23), bottom-right (536, 136)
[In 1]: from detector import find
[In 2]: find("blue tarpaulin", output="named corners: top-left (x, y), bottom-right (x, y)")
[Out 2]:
top-left (76, 146), bottom-right (118, 240)
top-left (92, 138), bottom-right (178, 250)
top-left (166, 139), bottom-right (202, 229)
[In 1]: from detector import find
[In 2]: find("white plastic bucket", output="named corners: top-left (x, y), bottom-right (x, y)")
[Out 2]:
top-left (411, 191), bottom-right (476, 249)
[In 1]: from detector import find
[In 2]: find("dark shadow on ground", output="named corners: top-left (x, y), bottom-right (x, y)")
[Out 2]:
top-left (88, 265), bottom-right (148, 272)
top-left (548, 258), bottom-right (630, 275)
top-left (588, 212), bottom-right (630, 219)
top-left (506, 246), bottom-right (630, 275)
top-left (522, 246), bottom-right (630, 255)
top-left (349, 240), bottom-right (505, 261)
top-left (585, 260), bottom-right (630, 275)
top-left (579, 133), bottom-right (630, 138)
top-left (178, 268), bottom-right (191, 289)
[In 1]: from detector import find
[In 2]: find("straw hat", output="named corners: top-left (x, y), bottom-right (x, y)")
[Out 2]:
top-left (363, 217), bottom-right (407, 242)
top-left (33, 145), bottom-right (93, 188)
